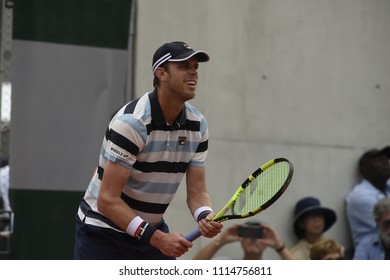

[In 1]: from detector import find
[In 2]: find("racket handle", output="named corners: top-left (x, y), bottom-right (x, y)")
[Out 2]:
top-left (184, 228), bottom-right (202, 242)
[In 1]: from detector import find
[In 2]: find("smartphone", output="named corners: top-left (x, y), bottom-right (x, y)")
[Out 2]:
top-left (237, 224), bottom-right (264, 239)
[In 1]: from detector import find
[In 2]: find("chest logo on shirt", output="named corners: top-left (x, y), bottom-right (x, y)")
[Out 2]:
top-left (178, 136), bottom-right (187, 145)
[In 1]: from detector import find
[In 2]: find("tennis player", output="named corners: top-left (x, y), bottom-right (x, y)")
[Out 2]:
top-left (74, 41), bottom-right (222, 260)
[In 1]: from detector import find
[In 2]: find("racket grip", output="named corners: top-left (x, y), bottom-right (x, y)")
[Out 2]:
top-left (184, 228), bottom-right (202, 242)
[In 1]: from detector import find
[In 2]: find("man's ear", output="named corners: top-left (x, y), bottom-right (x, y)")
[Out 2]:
top-left (155, 67), bottom-right (168, 82)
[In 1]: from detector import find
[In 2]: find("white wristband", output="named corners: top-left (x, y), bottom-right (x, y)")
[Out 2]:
top-left (194, 206), bottom-right (213, 221)
top-left (126, 216), bottom-right (144, 237)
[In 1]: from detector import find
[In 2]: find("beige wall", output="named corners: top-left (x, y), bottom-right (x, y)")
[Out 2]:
top-left (133, 0), bottom-right (390, 259)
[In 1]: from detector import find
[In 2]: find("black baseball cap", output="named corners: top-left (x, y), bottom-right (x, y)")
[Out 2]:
top-left (152, 41), bottom-right (210, 73)
top-left (359, 146), bottom-right (390, 168)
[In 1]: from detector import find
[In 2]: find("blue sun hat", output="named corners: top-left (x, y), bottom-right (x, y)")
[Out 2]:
top-left (293, 197), bottom-right (337, 238)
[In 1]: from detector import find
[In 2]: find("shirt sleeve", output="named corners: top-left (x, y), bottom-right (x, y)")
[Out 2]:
top-left (104, 115), bottom-right (146, 168)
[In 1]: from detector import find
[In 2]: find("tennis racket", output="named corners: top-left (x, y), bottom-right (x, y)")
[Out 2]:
top-left (185, 157), bottom-right (293, 241)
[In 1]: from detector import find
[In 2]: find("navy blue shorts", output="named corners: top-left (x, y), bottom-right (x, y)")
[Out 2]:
top-left (74, 216), bottom-right (175, 260)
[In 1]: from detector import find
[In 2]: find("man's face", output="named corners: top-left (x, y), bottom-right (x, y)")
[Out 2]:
top-left (363, 155), bottom-right (390, 180)
top-left (378, 211), bottom-right (390, 245)
top-left (165, 57), bottom-right (200, 102)
top-left (240, 237), bottom-right (267, 255)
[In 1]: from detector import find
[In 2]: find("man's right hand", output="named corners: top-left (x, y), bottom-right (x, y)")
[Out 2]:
top-left (149, 230), bottom-right (193, 257)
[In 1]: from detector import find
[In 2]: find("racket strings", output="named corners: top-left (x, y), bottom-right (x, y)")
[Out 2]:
top-left (233, 162), bottom-right (290, 215)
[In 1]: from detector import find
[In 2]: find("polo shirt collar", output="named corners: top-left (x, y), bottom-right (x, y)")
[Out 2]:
top-left (149, 89), bottom-right (187, 127)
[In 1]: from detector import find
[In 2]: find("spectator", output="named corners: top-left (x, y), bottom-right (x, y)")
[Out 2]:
top-left (0, 157), bottom-right (11, 212)
top-left (310, 239), bottom-right (344, 260)
top-left (0, 157), bottom-right (12, 238)
top-left (193, 221), bottom-right (295, 260)
top-left (345, 146), bottom-right (390, 249)
top-left (290, 197), bottom-right (337, 260)
top-left (353, 197), bottom-right (390, 260)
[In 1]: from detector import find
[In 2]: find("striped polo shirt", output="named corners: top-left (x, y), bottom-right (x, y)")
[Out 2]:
top-left (78, 90), bottom-right (209, 232)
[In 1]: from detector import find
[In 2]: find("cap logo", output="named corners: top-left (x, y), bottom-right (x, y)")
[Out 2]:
top-left (182, 43), bottom-right (192, 50)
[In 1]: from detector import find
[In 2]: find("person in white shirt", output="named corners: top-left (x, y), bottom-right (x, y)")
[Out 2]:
top-left (0, 158), bottom-right (11, 212)
top-left (345, 147), bottom-right (390, 249)
top-left (0, 157), bottom-right (12, 237)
